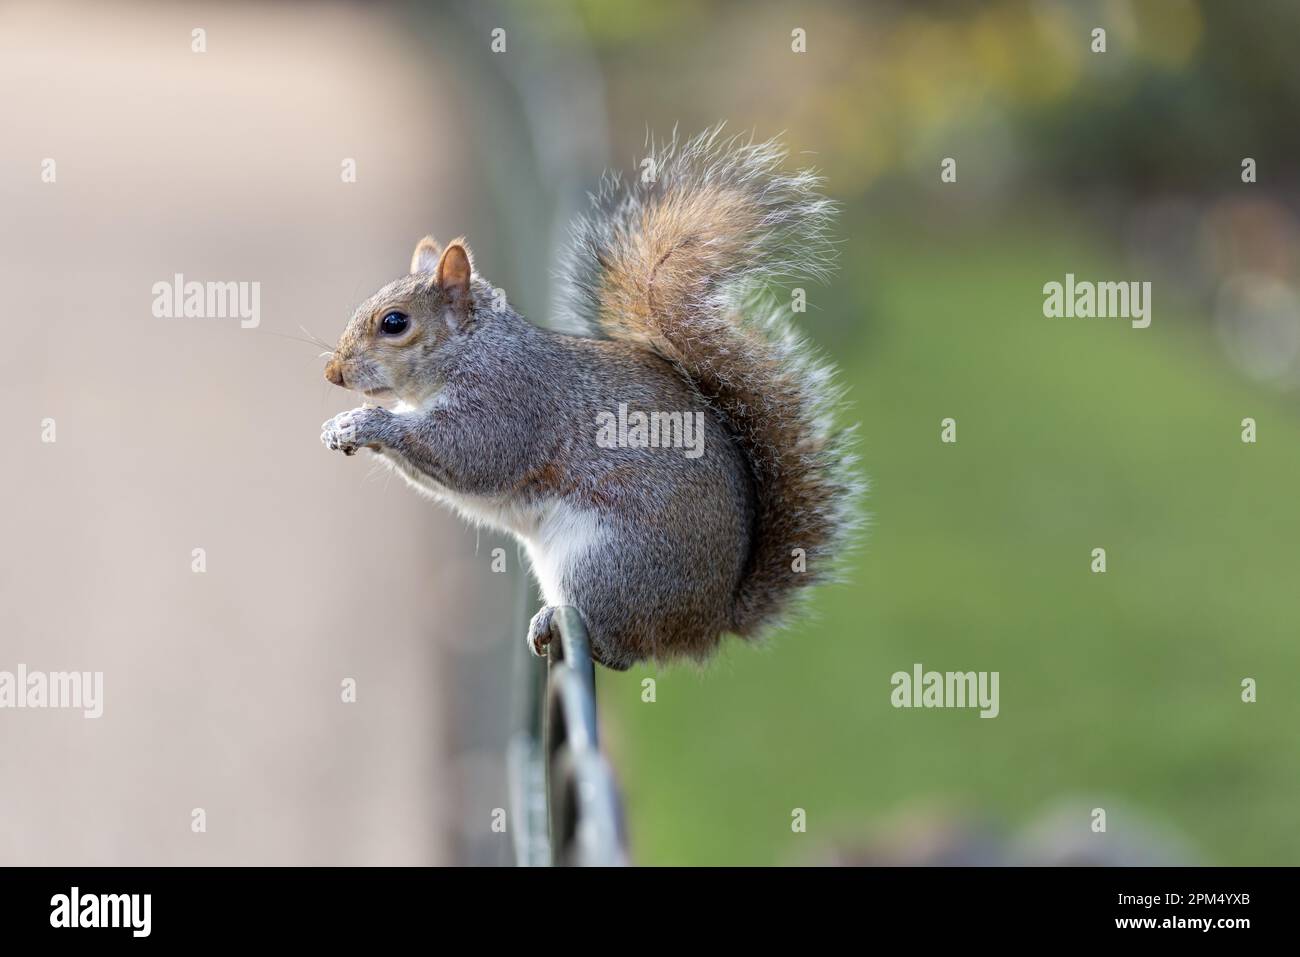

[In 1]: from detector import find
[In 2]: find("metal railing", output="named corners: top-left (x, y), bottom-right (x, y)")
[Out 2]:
top-left (507, 607), bottom-right (627, 866)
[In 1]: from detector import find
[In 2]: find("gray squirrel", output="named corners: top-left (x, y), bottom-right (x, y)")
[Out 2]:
top-left (320, 129), bottom-right (860, 670)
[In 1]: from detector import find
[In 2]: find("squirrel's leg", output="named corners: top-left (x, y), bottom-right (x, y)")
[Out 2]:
top-left (526, 605), bottom-right (557, 658)
top-left (375, 412), bottom-right (476, 491)
top-left (320, 406), bottom-right (395, 456)
top-left (528, 604), bottom-right (630, 669)
top-left (323, 407), bottom-right (464, 491)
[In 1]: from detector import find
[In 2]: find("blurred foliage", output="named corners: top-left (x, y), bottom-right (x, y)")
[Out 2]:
top-left (518, 0), bottom-right (1300, 197)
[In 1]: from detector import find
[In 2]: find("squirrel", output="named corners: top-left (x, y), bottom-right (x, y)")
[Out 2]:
top-left (320, 128), bottom-right (860, 670)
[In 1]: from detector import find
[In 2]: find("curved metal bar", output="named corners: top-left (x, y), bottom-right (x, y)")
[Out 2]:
top-left (549, 746), bottom-right (628, 867)
top-left (508, 605), bottom-right (627, 866)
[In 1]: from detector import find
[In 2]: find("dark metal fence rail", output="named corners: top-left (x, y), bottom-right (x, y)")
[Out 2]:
top-left (428, 0), bottom-right (614, 867)
top-left (508, 607), bottom-right (627, 866)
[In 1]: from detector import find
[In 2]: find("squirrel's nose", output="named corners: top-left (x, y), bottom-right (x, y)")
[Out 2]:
top-left (324, 360), bottom-right (345, 387)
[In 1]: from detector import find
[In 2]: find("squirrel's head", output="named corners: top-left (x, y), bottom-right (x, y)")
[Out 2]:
top-left (325, 236), bottom-right (480, 405)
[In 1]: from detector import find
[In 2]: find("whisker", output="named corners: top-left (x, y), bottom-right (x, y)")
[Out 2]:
top-left (257, 330), bottom-right (333, 350)
top-left (298, 324), bottom-right (337, 351)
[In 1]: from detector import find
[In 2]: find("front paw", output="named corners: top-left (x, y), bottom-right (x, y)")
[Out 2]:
top-left (321, 407), bottom-right (384, 456)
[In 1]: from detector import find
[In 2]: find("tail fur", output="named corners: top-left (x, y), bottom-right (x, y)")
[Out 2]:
top-left (558, 126), bottom-right (861, 637)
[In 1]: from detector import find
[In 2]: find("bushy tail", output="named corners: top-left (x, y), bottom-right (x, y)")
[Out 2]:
top-left (558, 127), bottom-right (861, 636)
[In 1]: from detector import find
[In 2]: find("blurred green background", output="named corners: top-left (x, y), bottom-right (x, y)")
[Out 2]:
top-left (526, 0), bottom-right (1300, 865)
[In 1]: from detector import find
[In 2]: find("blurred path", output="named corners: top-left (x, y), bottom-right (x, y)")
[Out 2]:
top-left (0, 0), bottom-right (483, 865)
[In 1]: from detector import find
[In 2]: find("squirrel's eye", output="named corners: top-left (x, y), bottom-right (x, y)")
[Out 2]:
top-left (380, 311), bottom-right (409, 335)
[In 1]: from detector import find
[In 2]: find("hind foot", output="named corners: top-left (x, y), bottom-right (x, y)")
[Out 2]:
top-left (526, 606), bottom-right (558, 658)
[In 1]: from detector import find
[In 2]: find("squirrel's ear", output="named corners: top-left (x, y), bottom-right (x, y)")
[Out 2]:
top-left (410, 236), bottom-right (442, 275)
top-left (436, 239), bottom-right (473, 302)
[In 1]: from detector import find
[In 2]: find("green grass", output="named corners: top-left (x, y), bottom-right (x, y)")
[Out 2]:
top-left (597, 213), bottom-right (1300, 866)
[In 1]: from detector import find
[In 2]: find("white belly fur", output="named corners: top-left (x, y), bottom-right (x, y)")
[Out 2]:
top-left (521, 503), bottom-right (608, 606)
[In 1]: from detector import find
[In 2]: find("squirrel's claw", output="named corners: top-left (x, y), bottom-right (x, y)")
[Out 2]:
top-left (321, 411), bottom-right (360, 455)
top-left (527, 606), bottom-right (558, 658)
